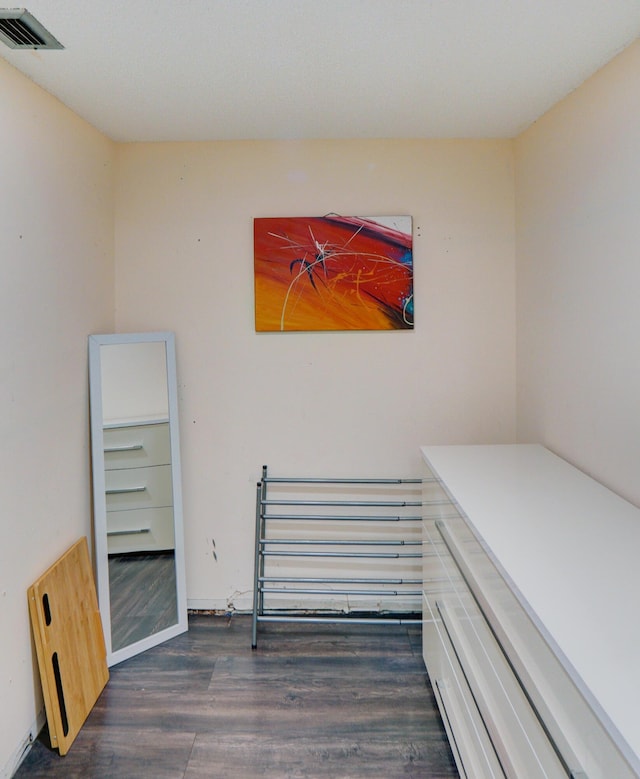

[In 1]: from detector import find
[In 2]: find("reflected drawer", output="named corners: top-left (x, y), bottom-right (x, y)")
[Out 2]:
top-left (103, 422), bottom-right (170, 470)
top-left (106, 506), bottom-right (175, 553)
top-left (105, 464), bottom-right (172, 511)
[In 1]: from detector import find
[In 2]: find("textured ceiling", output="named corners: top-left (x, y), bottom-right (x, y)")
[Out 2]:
top-left (1, 0), bottom-right (640, 142)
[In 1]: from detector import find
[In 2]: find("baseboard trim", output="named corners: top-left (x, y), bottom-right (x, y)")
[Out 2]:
top-left (2, 708), bottom-right (46, 779)
top-left (187, 597), bottom-right (422, 615)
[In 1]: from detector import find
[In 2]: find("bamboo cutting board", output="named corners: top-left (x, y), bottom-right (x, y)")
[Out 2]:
top-left (28, 537), bottom-right (109, 754)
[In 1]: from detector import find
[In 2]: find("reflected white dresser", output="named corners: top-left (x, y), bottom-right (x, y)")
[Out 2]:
top-left (104, 419), bottom-right (175, 554)
top-left (421, 444), bottom-right (640, 779)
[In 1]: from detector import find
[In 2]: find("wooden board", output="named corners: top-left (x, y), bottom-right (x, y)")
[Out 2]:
top-left (28, 537), bottom-right (109, 755)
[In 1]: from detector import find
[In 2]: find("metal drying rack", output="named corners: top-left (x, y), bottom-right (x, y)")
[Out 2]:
top-left (251, 465), bottom-right (425, 648)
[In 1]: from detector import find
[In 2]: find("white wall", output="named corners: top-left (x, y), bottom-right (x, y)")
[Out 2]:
top-left (100, 340), bottom-right (169, 424)
top-left (0, 60), bottom-right (115, 777)
top-left (515, 41), bottom-right (640, 505)
top-left (114, 139), bottom-right (516, 610)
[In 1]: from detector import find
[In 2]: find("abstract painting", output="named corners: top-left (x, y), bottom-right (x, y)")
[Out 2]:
top-left (254, 215), bottom-right (413, 331)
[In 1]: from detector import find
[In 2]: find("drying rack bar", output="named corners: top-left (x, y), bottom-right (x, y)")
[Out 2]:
top-left (262, 499), bottom-right (422, 507)
top-left (262, 513), bottom-right (423, 521)
top-left (259, 538), bottom-right (421, 546)
top-left (256, 615), bottom-right (422, 626)
top-left (262, 588), bottom-right (423, 596)
top-left (260, 576), bottom-right (422, 584)
top-left (261, 550), bottom-right (421, 559)
top-left (263, 477), bottom-right (423, 485)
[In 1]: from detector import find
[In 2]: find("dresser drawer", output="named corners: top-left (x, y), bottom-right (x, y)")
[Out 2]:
top-left (421, 444), bottom-right (640, 778)
top-left (105, 464), bottom-right (172, 511)
top-left (424, 520), bottom-right (566, 776)
top-left (106, 507), bottom-right (175, 553)
top-left (437, 514), bottom-right (637, 779)
top-left (437, 592), bottom-right (566, 778)
top-left (422, 594), bottom-right (506, 778)
top-left (103, 422), bottom-right (170, 470)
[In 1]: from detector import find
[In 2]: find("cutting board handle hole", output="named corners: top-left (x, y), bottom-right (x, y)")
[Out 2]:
top-left (42, 593), bottom-right (52, 626)
top-left (51, 652), bottom-right (69, 737)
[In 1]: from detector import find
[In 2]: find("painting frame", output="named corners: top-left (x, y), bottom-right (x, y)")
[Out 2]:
top-left (254, 215), bottom-right (413, 332)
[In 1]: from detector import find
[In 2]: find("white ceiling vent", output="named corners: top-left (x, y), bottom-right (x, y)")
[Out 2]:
top-left (0, 8), bottom-right (63, 49)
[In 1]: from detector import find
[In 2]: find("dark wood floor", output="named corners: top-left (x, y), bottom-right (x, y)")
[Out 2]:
top-left (15, 614), bottom-right (459, 778)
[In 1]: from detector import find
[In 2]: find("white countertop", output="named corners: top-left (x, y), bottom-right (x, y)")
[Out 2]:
top-left (420, 444), bottom-right (640, 773)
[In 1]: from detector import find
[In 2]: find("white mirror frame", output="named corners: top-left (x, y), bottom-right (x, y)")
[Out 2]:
top-left (89, 331), bottom-right (188, 666)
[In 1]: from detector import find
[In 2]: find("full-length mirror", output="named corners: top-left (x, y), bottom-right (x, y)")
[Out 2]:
top-left (89, 332), bottom-right (188, 666)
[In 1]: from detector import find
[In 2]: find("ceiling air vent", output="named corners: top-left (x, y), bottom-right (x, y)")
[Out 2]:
top-left (0, 8), bottom-right (63, 49)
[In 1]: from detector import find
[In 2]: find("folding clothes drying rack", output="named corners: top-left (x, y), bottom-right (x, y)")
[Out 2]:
top-left (251, 465), bottom-right (427, 648)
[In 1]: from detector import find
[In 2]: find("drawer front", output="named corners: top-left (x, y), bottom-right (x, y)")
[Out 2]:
top-left (423, 513), bottom-right (506, 777)
top-left (424, 528), bottom-right (565, 776)
top-left (105, 464), bottom-right (172, 511)
top-left (436, 593), bottom-right (566, 778)
top-left (107, 507), bottom-right (175, 553)
top-left (437, 518), bottom-right (637, 779)
top-left (424, 505), bottom-right (569, 778)
top-left (438, 514), bottom-right (638, 779)
top-left (422, 594), bottom-right (507, 779)
top-left (103, 422), bottom-right (170, 470)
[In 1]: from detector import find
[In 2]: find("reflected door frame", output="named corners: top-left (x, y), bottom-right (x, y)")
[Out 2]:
top-left (88, 331), bottom-right (188, 666)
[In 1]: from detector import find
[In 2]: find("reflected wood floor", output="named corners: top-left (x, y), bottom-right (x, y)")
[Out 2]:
top-left (15, 614), bottom-right (459, 779)
top-left (108, 552), bottom-right (178, 651)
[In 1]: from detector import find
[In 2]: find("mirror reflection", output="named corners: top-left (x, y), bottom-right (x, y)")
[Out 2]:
top-left (89, 332), bottom-right (187, 666)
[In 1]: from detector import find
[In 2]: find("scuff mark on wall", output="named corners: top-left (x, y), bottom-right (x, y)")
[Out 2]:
top-left (226, 589), bottom-right (252, 612)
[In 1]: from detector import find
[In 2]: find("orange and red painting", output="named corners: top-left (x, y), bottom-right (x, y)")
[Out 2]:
top-left (254, 215), bottom-right (413, 332)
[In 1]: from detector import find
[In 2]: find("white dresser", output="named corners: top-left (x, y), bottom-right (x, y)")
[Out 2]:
top-left (104, 419), bottom-right (175, 554)
top-left (421, 444), bottom-right (640, 779)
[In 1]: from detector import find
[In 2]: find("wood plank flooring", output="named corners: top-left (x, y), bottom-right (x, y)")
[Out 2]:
top-left (15, 614), bottom-right (459, 778)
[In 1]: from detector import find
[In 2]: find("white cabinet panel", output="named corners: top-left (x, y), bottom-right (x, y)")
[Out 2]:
top-left (421, 444), bottom-right (640, 779)
top-left (422, 595), bottom-right (506, 778)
